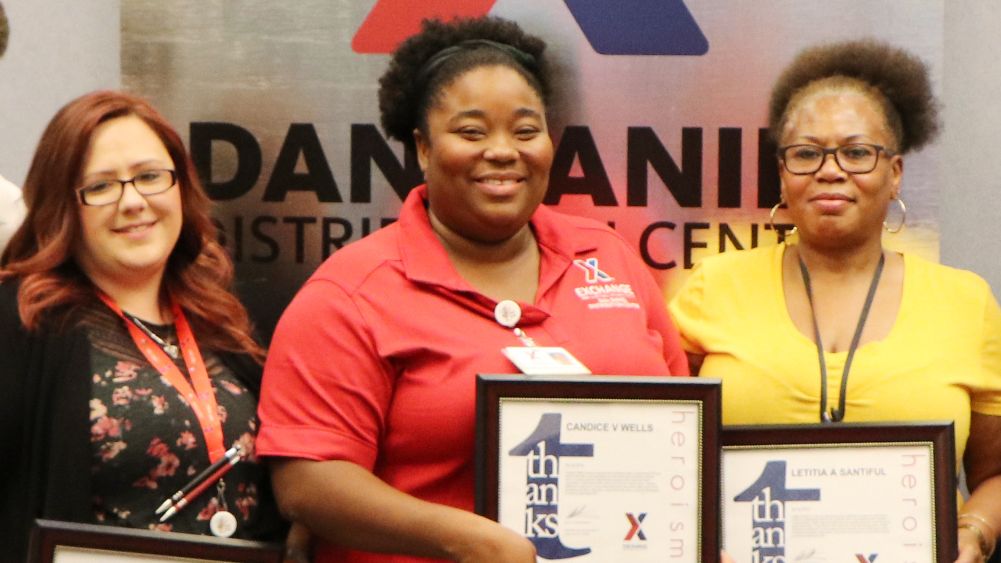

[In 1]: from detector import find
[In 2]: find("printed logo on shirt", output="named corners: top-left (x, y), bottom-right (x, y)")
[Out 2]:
top-left (573, 258), bottom-right (640, 310)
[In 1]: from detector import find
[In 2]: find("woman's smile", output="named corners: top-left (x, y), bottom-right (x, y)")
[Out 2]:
top-left (112, 220), bottom-right (158, 238)
top-left (474, 174), bottom-right (527, 197)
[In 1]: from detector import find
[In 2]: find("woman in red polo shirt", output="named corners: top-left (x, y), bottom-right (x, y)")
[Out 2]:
top-left (257, 16), bottom-right (689, 563)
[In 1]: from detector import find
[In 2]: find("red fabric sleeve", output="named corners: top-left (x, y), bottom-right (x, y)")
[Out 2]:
top-left (257, 279), bottom-right (393, 469)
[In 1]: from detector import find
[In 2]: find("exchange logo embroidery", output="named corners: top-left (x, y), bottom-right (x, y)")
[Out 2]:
top-left (573, 258), bottom-right (639, 310)
top-left (573, 257), bottom-right (613, 283)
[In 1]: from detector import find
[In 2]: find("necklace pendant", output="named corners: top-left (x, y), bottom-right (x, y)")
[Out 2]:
top-left (163, 344), bottom-right (181, 360)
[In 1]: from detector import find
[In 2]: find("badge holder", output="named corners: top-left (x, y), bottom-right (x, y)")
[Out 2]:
top-left (209, 480), bottom-right (238, 538)
top-left (494, 300), bottom-right (591, 376)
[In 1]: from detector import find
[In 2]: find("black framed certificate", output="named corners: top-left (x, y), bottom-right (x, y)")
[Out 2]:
top-left (722, 422), bottom-right (957, 563)
top-left (29, 519), bottom-right (282, 563)
top-left (476, 374), bottom-right (722, 563)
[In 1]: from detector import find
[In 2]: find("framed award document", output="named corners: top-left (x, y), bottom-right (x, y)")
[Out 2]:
top-left (722, 422), bottom-right (957, 563)
top-left (476, 374), bottom-right (722, 563)
top-left (29, 519), bottom-right (282, 563)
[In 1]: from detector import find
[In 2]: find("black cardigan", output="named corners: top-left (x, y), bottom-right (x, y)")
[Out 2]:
top-left (0, 282), bottom-right (280, 563)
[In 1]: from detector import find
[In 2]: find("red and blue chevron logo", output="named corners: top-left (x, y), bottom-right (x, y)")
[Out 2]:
top-left (352, 0), bottom-right (708, 56)
top-left (625, 513), bottom-right (647, 541)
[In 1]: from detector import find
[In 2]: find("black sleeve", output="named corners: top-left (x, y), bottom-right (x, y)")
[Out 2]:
top-left (0, 281), bottom-right (94, 563)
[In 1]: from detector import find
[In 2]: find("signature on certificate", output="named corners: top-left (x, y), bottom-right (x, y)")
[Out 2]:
top-left (793, 549), bottom-right (825, 562)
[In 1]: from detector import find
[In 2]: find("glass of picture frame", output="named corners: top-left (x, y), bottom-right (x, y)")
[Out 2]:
top-left (476, 374), bottom-right (722, 563)
top-left (721, 421), bottom-right (957, 563)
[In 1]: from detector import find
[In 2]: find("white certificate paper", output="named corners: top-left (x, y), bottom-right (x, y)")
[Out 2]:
top-left (53, 546), bottom-right (225, 563)
top-left (497, 399), bottom-right (704, 563)
top-left (723, 443), bottom-right (937, 563)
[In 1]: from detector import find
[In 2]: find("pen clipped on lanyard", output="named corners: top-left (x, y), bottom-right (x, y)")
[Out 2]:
top-left (158, 444), bottom-right (243, 522)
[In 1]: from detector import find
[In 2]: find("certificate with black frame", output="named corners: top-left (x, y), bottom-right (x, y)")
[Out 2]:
top-left (475, 374), bottom-right (722, 563)
top-left (29, 519), bottom-right (282, 563)
top-left (721, 422), bottom-right (957, 563)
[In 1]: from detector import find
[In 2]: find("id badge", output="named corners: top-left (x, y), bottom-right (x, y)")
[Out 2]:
top-left (502, 346), bottom-right (592, 376)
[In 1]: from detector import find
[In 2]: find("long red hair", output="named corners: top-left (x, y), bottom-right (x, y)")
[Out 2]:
top-left (0, 90), bottom-right (264, 362)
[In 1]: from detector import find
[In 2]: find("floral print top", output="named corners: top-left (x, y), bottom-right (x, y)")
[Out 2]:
top-left (86, 305), bottom-right (268, 539)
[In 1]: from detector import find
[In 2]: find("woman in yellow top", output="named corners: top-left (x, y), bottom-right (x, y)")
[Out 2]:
top-left (669, 39), bottom-right (1001, 563)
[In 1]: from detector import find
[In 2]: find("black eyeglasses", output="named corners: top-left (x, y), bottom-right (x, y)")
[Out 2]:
top-left (778, 143), bottom-right (896, 175)
top-left (76, 169), bottom-right (177, 206)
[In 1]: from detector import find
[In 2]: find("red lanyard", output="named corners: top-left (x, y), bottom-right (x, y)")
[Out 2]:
top-left (97, 292), bottom-right (226, 463)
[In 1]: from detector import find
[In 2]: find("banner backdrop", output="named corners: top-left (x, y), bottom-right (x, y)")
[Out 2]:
top-left (122, 0), bottom-right (943, 339)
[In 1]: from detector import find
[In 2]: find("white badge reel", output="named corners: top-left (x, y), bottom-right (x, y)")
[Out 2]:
top-left (494, 301), bottom-right (591, 375)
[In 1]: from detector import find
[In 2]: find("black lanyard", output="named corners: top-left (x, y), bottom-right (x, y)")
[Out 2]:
top-left (798, 252), bottom-right (885, 423)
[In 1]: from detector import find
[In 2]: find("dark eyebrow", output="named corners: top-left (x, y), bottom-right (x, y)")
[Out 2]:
top-left (799, 134), bottom-right (867, 145)
top-left (83, 159), bottom-right (169, 180)
top-left (449, 107), bottom-right (544, 121)
top-left (452, 109), bottom-right (486, 120)
top-left (513, 107), bottom-right (544, 119)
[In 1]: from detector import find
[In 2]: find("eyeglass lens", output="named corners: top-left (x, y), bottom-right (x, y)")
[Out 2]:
top-left (79, 169), bottom-right (176, 206)
top-left (783, 144), bottom-right (881, 175)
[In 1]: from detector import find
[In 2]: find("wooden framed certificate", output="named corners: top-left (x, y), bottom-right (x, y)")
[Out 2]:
top-left (476, 374), bottom-right (722, 563)
top-left (722, 422), bottom-right (957, 563)
top-left (29, 519), bottom-right (282, 563)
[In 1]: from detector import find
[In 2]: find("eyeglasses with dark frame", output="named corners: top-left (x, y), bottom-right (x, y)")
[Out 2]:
top-left (76, 169), bottom-right (178, 206)
top-left (778, 143), bottom-right (896, 176)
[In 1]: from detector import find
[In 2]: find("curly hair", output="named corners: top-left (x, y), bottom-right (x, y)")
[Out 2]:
top-left (768, 38), bottom-right (940, 154)
top-left (0, 90), bottom-right (264, 363)
top-left (378, 16), bottom-right (552, 153)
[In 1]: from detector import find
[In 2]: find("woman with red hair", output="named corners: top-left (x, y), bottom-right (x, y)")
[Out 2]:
top-left (0, 91), bottom-right (292, 562)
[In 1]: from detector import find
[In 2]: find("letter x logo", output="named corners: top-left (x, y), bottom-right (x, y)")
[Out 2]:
top-left (856, 555), bottom-right (878, 563)
top-left (573, 258), bottom-right (613, 283)
top-left (625, 513), bottom-right (647, 541)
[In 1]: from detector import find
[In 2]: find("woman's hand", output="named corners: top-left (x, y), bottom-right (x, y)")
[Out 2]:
top-left (448, 516), bottom-right (536, 563)
top-left (958, 413), bottom-right (1001, 563)
top-left (281, 522), bottom-right (312, 563)
top-left (957, 526), bottom-right (987, 563)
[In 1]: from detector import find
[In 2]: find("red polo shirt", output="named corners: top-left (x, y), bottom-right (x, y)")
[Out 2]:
top-left (258, 185), bottom-right (688, 562)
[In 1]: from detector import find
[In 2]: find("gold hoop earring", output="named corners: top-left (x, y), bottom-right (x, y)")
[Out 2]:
top-left (884, 197), bottom-right (906, 234)
top-left (770, 202), bottom-right (797, 239)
